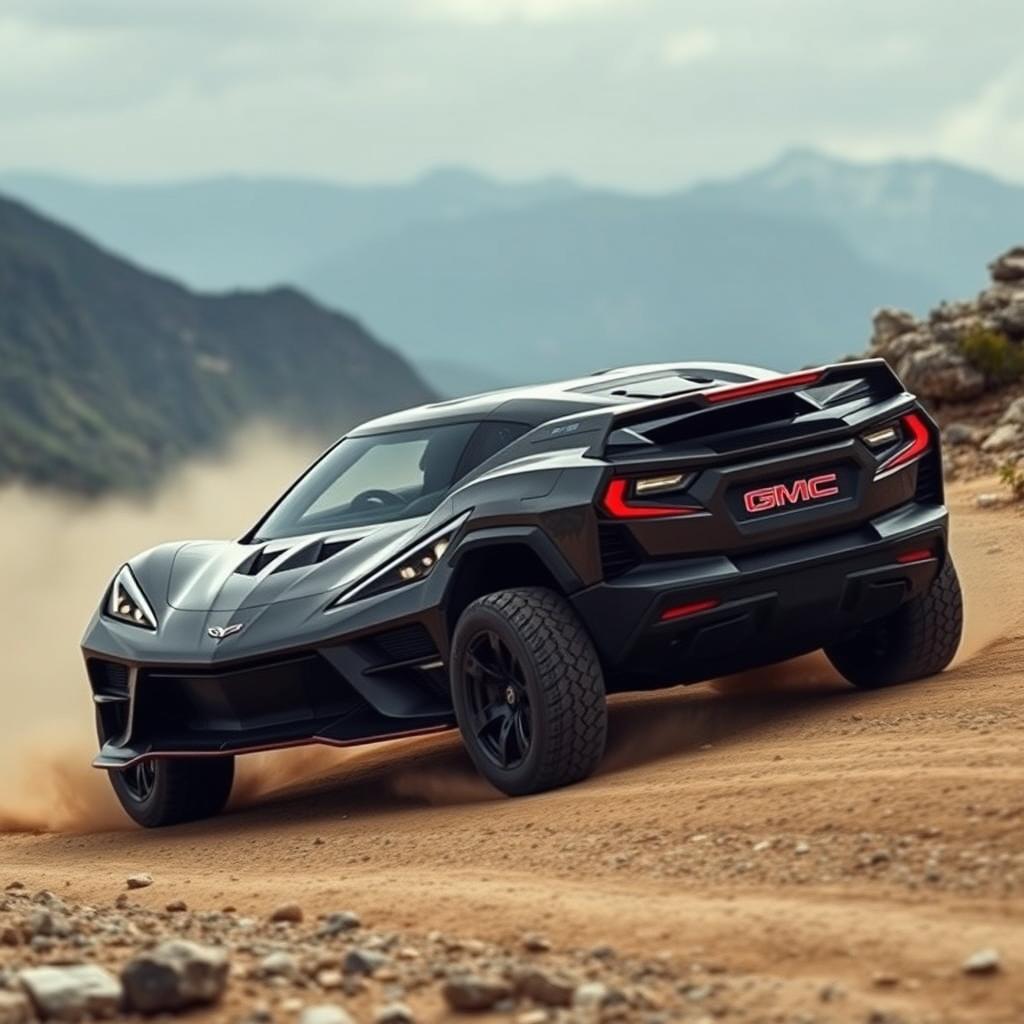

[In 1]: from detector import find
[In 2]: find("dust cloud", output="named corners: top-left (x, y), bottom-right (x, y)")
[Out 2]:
top-left (0, 427), bottom-right (320, 832)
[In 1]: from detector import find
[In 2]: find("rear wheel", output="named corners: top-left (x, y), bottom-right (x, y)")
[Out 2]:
top-left (825, 556), bottom-right (964, 689)
top-left (451, 587), bottom-right (607, 796)
top-left (109, 756), bottom-right (234, 828)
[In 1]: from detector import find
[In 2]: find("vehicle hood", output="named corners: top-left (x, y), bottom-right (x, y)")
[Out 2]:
top-left (156, 518), bottom-right (428, 612)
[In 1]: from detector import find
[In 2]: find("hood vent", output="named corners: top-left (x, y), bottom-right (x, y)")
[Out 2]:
top-left (271, 537), bottom-right (359, 574)
top-left (236, 537), bottom-right (361, 577)
top-left (236, 546), bottom-right (290, 576)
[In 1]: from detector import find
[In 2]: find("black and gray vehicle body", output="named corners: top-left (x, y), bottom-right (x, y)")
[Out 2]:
top-left (82, 359), bottom-right (963, 826)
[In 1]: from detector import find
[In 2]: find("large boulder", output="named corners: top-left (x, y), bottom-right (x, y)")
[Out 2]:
top-left (121, 940), bottom-right (229, 1013)
top-left (981, 423), bottom-right (1023, 452)
top-left (19, 965), bottom-right (122, 1021)
top-left (1000, 397), bottom-right (1024, 425)
top-left (993, 296), bottom-right (1024, 339)
top-left (871, 307), bottom-right (918, 349)
top-left (989, 246), bottom-right (1024, 283)
top-left (897, 345), bottom-right (985, 401)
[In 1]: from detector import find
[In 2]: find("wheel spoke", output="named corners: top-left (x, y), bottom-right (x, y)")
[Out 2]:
top-left (497, 714), bottom-right (516, 765)
top-left (465, 650), bottom-right (503, 683)
top-left (463, 628), bottom-right (533, 770)
top-left (476, 703), bottom-right (508, 740)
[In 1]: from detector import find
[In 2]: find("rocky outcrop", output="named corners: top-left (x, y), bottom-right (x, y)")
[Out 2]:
top-left (867, 246), bottom-right (1024, 400)
top-left (862, 245), bottom-right (1024, 483)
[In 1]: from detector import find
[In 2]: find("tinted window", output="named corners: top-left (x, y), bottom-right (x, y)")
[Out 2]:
top-left (455, 421), bottom-right (531, 479)
top-left (255, 422), bottom-right (477, 540)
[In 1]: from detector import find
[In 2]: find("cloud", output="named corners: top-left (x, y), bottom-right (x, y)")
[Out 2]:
top-left (1, 0), bottom-right (1023, 188)
top-left (414, 0), bottom-right (636, 23)
top-left (661, 27), bottom-right (718, 66)
top-left (935, 62), bottom-right (1024, 175)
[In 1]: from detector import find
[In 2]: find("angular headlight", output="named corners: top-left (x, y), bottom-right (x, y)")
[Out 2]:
top-left (329, 516), bottom-right (466, 609)
top-left (106, 565), bottom-right (158, 630)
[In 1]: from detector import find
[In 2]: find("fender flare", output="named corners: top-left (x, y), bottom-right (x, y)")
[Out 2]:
top-left (447, 524), bottom-right (584, 595)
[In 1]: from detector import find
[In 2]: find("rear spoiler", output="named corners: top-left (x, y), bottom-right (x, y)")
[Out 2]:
top-left (569, 358), bottom-right (911, 460)
top-left (608, 359), bottom-right (905, 430)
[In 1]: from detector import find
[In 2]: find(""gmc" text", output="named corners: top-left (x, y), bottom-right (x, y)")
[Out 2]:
top-left (743, 472), bottom-right (840, 514)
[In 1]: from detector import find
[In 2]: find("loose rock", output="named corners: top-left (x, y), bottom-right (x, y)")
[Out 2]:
top-left (442, 974), bottom-right (512, 1013)
top-left (343, 948), bottom-right (389, 976)
top-left (299, 1006), bottom-right (357, 1024)
top-left (269, 902), bottom-right (304, 924)
top-left (125, 874), bottom-right (153, 891)
top-left (962, 948), bottom-right (1001, 975)
top-left (19, 965), bottom-right (122, 1022)
top-left (514, 966), bottom-right (578, 1007)
top-left (319, 911), bottom-right (361, 936)
top-left (374, 1002), bottom-right (415, 1024)
top-left (121, 939), bottom-right (229, 1013)
top-left (0, 991), bottom-right (33, 1024)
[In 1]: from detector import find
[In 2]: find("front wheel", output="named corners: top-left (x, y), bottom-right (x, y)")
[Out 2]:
top-left (451, 587), bottom-right (607, 796)
top-left (825, 556), bottom-right (964, 689)
top-left (109, 756), bottom-right (235, 828)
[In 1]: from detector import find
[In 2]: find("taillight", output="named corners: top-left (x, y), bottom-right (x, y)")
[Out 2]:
top-left (876, 413), bottom-right (930, 475)
top-left (703, 370), bottom-right (823, 404)
top-left (601, 478), bottom-right (702, 519)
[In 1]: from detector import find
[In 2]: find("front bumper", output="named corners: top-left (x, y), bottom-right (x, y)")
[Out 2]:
top-left (85, 624), bottom-right (456, 770)
top-left (572, 501), bottom-right (949, 688)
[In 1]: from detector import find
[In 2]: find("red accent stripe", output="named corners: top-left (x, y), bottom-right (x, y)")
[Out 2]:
top-left (660, 598), bottom-right (720, 621)
top-left (878, 413), bottom-right (930, 474)
top-left (704, 370), bottom-right (823, 404)
top-left (897, 548), bottom-right (934, 565)
top-left (93, 723), bottom-right (455, 771)
top-left (601, 478), bottom-right (701, 519)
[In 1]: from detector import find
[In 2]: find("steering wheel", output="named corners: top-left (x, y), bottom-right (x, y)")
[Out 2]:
top-left (350, 488), bottom-right (405, 511)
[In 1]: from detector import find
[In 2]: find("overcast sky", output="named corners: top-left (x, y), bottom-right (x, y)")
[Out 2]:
top-left (2, 0), bottom-right (1023, 189)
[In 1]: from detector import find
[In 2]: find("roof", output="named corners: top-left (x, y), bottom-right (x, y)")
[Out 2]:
top-left (350, 361), bottom-right (774, 435)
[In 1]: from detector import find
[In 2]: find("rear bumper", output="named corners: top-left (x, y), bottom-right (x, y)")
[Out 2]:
top-left (572, 501), bottom-right (949, 688)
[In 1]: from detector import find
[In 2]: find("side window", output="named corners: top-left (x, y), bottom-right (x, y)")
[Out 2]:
top-left (456, 421), bottom-right (531, 480)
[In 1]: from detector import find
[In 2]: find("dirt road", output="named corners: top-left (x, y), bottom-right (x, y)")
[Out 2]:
top-left (1, 484), bottom-right (1022, 1022)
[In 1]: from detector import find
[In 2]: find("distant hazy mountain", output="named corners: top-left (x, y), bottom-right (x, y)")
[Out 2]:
top-left (692, 148), bottom-right (1024, 299)
top-left (0, 168), bottom-right (580, 293)
top-left (5, 152), bottom-right (1021, 391)
top-left (0, 195), bottom-right (431, 493)
top-left (303, 192), bottom-right (937, 380)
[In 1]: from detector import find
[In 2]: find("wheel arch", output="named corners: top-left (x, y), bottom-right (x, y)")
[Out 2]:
top-left (442, 527), bottom-right (581, 641)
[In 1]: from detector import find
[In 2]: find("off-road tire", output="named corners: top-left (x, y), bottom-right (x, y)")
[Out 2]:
top-left (109, 756), bottom-right (235, 828)
top-left (451, 587), bottom-right (607, 796)
top-left (825, 557), bottom-right (964, 689)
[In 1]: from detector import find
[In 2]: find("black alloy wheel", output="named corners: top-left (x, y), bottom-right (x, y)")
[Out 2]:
top-left (463, 629), bottom-right (534, 769)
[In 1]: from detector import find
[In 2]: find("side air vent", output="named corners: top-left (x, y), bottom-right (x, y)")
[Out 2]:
top-left (598, 523), bottom-right (642, 579)
top-left (371, 624), bottom-right (438, 664)
top-left (915, 451), bottom-right (942, 504)
top-left (88, 659), bottom-right (131, 700)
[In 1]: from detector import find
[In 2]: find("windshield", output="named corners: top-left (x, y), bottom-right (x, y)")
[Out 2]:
top-left (255, 423), bottom-right (477, 540)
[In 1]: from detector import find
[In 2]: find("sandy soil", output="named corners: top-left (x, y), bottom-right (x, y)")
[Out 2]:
top-left (1, 482), bottom-right (1022, 1022)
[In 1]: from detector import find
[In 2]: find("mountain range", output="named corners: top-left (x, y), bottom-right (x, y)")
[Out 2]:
top-left (4, 151), bottom-right (1022, 393)
top-left (0, 195), bottom-right (431, 494)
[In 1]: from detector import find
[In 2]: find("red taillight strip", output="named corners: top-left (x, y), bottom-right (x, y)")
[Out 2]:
top-left (877, 413), bottom-right (930, 475)
top-left (897, 548), bottom-right (935, 565)
top-left (601, 478), bottom-right (701, 519)
top-left (703, 370), bottom-right (823, 404)
top-left (660, 598), bottom-right (720, 621)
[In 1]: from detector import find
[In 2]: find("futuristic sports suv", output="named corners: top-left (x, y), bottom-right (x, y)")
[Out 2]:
top-left (82, 360), bottom-right (963, 827)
